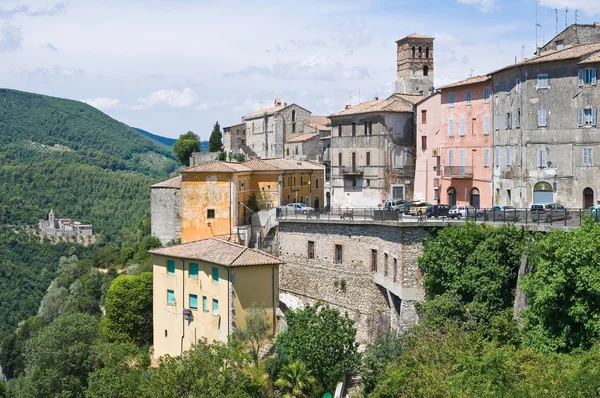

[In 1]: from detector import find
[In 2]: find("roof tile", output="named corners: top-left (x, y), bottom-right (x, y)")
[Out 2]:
top-left (286, 133), bottom-right (320, 143)
top-left (182, 161), bottom-right (251, 173)
top-left (151, 175), bottom-right (182, 188)
top-left (439, 75), bottom-right (490, 90)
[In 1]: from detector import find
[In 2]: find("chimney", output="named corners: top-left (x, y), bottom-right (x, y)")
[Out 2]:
top-left (373, 96), bottom-right (379, 100)
top-left (275, 98), bottom-right (282, 106)
top-left (284, 102), bottom-right (288, 107)
top-left (345, 105), bottom-right (351, 109)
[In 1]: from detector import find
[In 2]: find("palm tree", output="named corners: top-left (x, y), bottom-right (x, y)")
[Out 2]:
top-left (274, 361), bottom-right (318, 398)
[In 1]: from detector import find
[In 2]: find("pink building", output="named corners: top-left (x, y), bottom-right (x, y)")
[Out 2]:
top-left (439, 76), bottom-right (493, 209)
top-left (414, 92), bottom-right (441, 203)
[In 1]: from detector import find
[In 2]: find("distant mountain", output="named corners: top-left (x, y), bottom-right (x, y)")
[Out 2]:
top-left (132, 127), bottom-right (177, 148)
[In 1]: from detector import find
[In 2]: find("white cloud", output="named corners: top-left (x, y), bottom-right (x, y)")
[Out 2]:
top-left (233, 98), bottom-right (278, 115)
top-left (456, 0), bottom-right (497, 13)
top-left (226, 54), bottom-right (371, 81)
top-left (0, 21), bottom-right (22, 51)
top-left (81, 97), bottom-right (120, 110)
top-left (21, 66), bottom-right (84, 81)
top-left (331, 18), bottom-right (371, 49)
top-left (132, 88), bottom-right (197, 110)
top-left (539, 0), bottom-right (600, 16)
top-left (196, 99), bottom-right (233, 111)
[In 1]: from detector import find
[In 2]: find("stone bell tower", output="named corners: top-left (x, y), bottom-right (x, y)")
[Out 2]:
top-left (395, 33), bottom-right (435, 95)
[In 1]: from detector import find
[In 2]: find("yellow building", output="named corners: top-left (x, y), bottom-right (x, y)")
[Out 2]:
top-left (180, 158), bottom-right (324, 244)
top-left (149, 238), bottom-right (281, 359)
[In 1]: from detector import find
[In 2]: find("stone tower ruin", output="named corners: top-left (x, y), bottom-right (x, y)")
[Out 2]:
top-left (395, 33), bottom-right (435, 96)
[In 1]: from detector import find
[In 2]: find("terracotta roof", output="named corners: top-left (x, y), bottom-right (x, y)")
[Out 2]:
top-left (242, 159), bottom-right (281, 171)
top-left (260, 158), bottom-right (324, 171)
top-left (183, 161), bottom-right (251, 173)
top-left (151, 175), bottom-right (182, 188)
top-left (439, 75), bottom-right (491, 90)
top-left (149, 238), bottom-right (282, 267)
top-left (398, 33), bottom-right (435, 41)
top-left (243, 104), bottom-right (289, 120)
top-left (580, 52), bottom-right (600, 65)
top-left (286, 133), bottom-right (320, 144)
top-left (305, 116), bottom-right (331, 131)
top-left (492, 43), bottom-right (600, 74)
top-left (330, 93), bottom-right (418, 117)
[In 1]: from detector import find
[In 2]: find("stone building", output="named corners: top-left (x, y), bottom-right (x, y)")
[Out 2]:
top-left (491, 41), bottom-right (600, 208)
top-left (414, 92), bottom-right (441, 203)
top-left (38, 209), bottom-right (92, 238)
top-left (149, 238), bottom-right (281, 358)
top-left (538, 22), bottom-right (600, 55)
top-left (277, 219), bottom-right (427, 345)
top-left (395, 33), bottom-right (435, 96)
top-left (150, 176), bottom-right (182, 245)
top-left (241, 99), bottom-right (311, 159)
top-left (439, 76), bottom-right (493, 208)
top-left (222, 122), bottom-right (247, 158)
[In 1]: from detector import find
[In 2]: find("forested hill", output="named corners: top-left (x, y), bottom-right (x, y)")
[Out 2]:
top-left (0, 88), bottom-right (178, 177)
top-left (0, 88), bottom-right (180, 240)
top-left (132, 127), bottom-right (177, 148)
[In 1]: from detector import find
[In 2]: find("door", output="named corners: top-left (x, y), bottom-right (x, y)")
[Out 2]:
top-left (460, 150), bottom-right (466, 176)
top-left (470, 188), bottom-right (481, 209)
top-left (314, 197), bottom-right (320, 209)
top-left (533, 181), bottom-right (553, 204)
top-left (351, 152), bottom-right (356, 172)
top-left (584, 187), bottom-right (594, 208)
top-left (448, 187), bottom-right (457, 206)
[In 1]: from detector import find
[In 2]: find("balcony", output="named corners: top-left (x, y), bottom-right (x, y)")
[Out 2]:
top-left (340, 166), bottom-right (364, 176)
top-left (322, 148), bottom-right (331, 163)
top-left (444, 166), bottom-right (473, 178)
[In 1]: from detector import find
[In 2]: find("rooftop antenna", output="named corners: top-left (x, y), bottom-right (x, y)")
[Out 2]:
top-left (575, 10), bottom-right (579, 44)
top-left (469, 68), bottom-right (474, 77)
top-left (349, 90), bottom-right (352, 106)
top-left (358, 88), bottom-right (360, 104)
top-left (521, 44), bottom-right (529, 61)
top-left (555, 9), bottom-right (558, 34)
top-left (565, 7), bottom-right (568, 29)
top-left (535, 0), bottom-right (542, 50)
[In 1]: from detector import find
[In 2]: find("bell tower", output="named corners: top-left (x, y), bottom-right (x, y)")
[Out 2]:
top-left (395, 33), bottom-right (435, 95)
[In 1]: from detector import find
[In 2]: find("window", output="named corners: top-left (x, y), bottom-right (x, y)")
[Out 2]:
top-left (556, 39), bottom-right (564, 50)
top-left (335, 244), bottom-right (343, 264)
top-left (371, 249), bottom-right (377, 272)
top-left (213, 299), bottom-right (219, 315)
top-left (466, 90), bottom-right (471, 105)
top-left (516, 78), bottom-right (521, 92)
top-left (515, 110), bottom-right (521, 129)
top-left (338, 125), bottom-right (342, 136)
top-left (286, 148), bottom-right (289, 157)
top-left (484, 149), bottom-right (490, 167)
top-left (421, 136), bottom-right (427, 151)
top-left (422, 110), bottom-right (427, 124)
top-left (368, 121), bottom-right (373, 135)
top-left (212, 267), bottom-right (219, 283)
top-left (537, 74), bottom-right (548, 89)
top-left (579, 108), bottom-right (597, 127)
top-left (207, 209), bottom-right (215, 219)
top-left (300, 176), bottom-right (304, 186)
top-left (393, 258), bottom-right (398, 283)
top-left (578, 68), bottom-right (597, 86)
top-left (295, 147), bottom-right (298, 155)
top-left (352, 123), bottom-right (356, 137)
top-left (190, 263), bottom-right (198, 279)
top-left (484, 116), bottom-right (489, 135)
top-left (449, 92), bottom-right (455, 106)
top-left (583, 147), bottom-right (593, 166)
top-left (167, 260), bottom-right (175, 275)
top-left (167, 290), bottom-right (175, 306)
top-left (189, 294), bottom-right (198, 310)
top-left (448, 119), bottom-right (454, 137)
top-left (293, 176), bottom-right (296, 186)
top-left (505, 113), bottom-right (512, 129)
top-left (292, 122), bottom-right (296, 133)
top-left (418, 46), bottom-right (422, 57)
top-left (316, 178), bottom-right (319, 189)
top-left (506, 147), bottom-right (511, 166)
top-left (495, 148), bottom-right (500, 167)
top-left (484, 87), bottom-right (490, 102)
top-left (384, 253), bottom-right (388, 277)
top-left (366, 151), bottom-right (371, 166)
top-left (426, 47), bottom-right (430, 58)
top-left (505, 81), bottom-right (510, 93)
top-left (203, 296), bottom-right (208, 311)
top-left (292, 110), bottom-right (296, 122)
top-left (449, 149), bottom-right (454, 167)
top-left (538, 149), bottom-right (547, 168)
top-left (412, 46), bottom-right (416, 57)
top-left (308, 241), bottom-right (315, 259)
top-left (495, 114), bottom-right (499, 131)
top-left (494, 84), bottom-right (499, 97)
top-left (460, 119), bottom-right (465, 136)
top-left (423, 65), bottom-right (429, 76)
top-left (538, 109), bottom-right (547, 127)
top-left (364, 122), bottom-right (368, 135)
top-left (338, 152), bottom-right (342, 166)
top-left (517, 144), bottom-right (522, 166)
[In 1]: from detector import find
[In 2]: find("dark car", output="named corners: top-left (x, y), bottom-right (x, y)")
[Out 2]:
top-left (426, 204), bottom-right (450, 218)
top-left (484, 205), bottom-right (520, 221)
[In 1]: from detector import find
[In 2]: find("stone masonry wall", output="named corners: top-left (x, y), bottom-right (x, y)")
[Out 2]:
top-left (151, 187), bottom-right (181, 245)
top-left (277, 220), bottom-right (428, 345)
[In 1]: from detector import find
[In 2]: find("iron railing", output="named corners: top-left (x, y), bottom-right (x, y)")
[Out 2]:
top-left (444, 166), bottom-right (474, 178)
top-left (340, 166), bottom-right (364, 176)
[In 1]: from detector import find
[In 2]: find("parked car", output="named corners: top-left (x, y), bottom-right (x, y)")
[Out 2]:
top-left (426, 204), bottom-right (451, 218)
top-left (402, 200), bottom-right (418, 215)
top-left (384, 199), bottom-right (406, 212)
top-left (584, 205), bottom-right (600, 222)
top-left (484, 205), bottom-right (520, 221)
top-left (408, 202), bottom-right (431, 216)
top-left (285, 203), bottom-right (315, 215)
top-left (530, 203), bottom-right (569, 222)
top-left (448, 205), bottom-right (476, 219)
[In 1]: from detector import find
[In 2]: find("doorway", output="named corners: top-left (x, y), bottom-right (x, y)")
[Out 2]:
top-left (448, 187), bottom-right (457, 206)
top-left (533, 181), bottom-right (553, 204)
top-left (470, 188), bottom-right (481, 209)
top-left (583, 187), bottom-right (594, 208)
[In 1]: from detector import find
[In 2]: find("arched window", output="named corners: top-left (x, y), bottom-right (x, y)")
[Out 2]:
top-left (411, 46), bottom-right (416, 57)
top-left (413, 65), bottom-right (418, 75)
top-left (292, 110), bottom-right (296, 122)
top-left (423, 65), bottom-right (429, 76)
top-left (418, 46), bottom-right (422, 58)
top-left (425, 46), bottom-right (430, 58)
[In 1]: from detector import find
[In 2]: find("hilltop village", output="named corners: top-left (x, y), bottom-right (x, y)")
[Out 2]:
top-left (149, 24), bottom-right (600, 358)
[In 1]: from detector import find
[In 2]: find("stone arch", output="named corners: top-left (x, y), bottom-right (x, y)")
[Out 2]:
top-left (411, 46), bottom-right (416, 57)
top-left (583, 187), bottom-right (594, 208)
top-left (418, 46), bottom-right (422, 58)
top-left (533, 181), bottom-right (553, 204)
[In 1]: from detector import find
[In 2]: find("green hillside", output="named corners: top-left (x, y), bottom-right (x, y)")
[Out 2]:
top-left (132, 127), bottom-right (177, 148)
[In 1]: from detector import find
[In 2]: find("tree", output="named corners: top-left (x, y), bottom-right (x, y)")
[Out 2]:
top-left (103, 272), bottom-right (153, 345)
top-left (360, 332), bottom-right (404, 394)
top-left (276, 303), bottom-right (359, 394)
top-left (0, 316), bottom-right (44, 379)
top-left (234, 303), bottom-right (272, 365)
top-left (522, 222), bottom-right (600, 353)
top-left (208, 121), bottom-right (222, 152)
top-left (275, 361), bottom-right (318, 398)
top-left (173, 131), bottom-right (200, 166)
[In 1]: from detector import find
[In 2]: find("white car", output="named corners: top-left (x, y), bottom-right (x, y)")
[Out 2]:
top-left (448, 205), bottom-right (476, 219)
top-left (285, 203), bottom-right (315, 215)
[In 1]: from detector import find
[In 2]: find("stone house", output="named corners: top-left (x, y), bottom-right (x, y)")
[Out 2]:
top-left (149, 238), bottom-right (281, 358)
top-left (439, 76), bottom-right (493, 208)
top-left (38, 209), bottom-right (93, 238)
top-left (222, 122), bottom-right (247, 158)
top-left (150, 176), bottom-right (182, 245)
top-left (491, 41), bottom-right (600, 208)
top-left (414, 92), bottom-right (441, 203)
top-left (537, 22), bottom-right (600, 55)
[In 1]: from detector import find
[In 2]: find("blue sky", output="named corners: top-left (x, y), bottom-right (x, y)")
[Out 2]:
top-left (1, 0), bottom-right (598, 139)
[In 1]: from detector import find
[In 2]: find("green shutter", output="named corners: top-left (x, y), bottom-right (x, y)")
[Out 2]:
top-left (213, 299), bottom-right (219, 313)
top-left (167, 260), bottom-right (175, 275)
top-left (203, 296), bottom-right (208, 311)
top-left (189, 294), bottom-right (198, 309)
top-left (189, 263), bottom-right (198, 278)
top-left (212, 267), bottom-right (219, 283)
top-left (167, 290), bottom-right (175, 305)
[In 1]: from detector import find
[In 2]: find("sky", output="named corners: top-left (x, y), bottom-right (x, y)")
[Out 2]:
top-left (1, 0), bottom-right (599, 140)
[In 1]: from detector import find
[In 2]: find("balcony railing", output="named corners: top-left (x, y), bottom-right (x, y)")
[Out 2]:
top-left (322, 148), bottom-right (331, 163)
top-left (340, 166), bottom-right (364, 176)
top-left (444, 166), bottom-right (473, 178)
